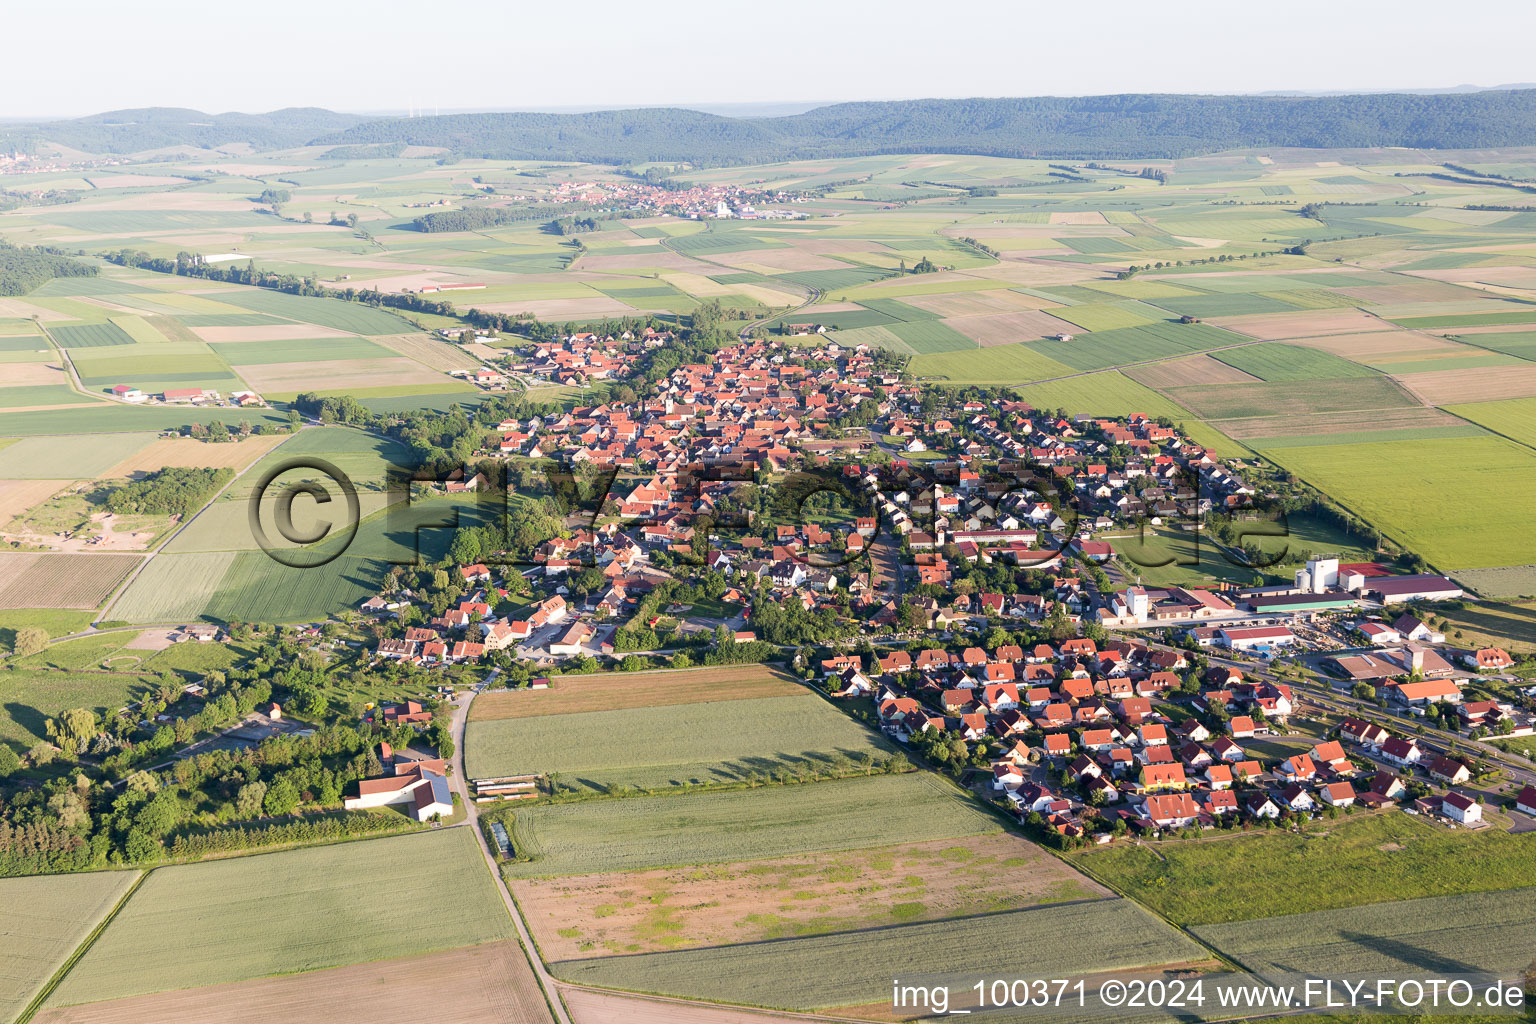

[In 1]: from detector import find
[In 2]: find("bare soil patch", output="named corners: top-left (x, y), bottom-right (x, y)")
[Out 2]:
top-left (191, 325), bottom-right (350, 343)
top-left (1048, 211), bottom-right (1109, 225)
top-left (235, 358), bottom-right (447, 393)
top-left (515, 833), bottom-right (1107, 960)
top-left (0, 362), bottom-right (69, 387)
top-left (1126, 355), bottom-right (1263, 388)
top-left (949, 310), bottom-right (1079, 346)
top-left (372, 333), bottom-right (483, 371)
top-left (1393, 364), bottom-right (1536, 405)
top-left (904, 290), bottom-right (1061, 316)
top-left (1288, 330), bottom-right (1460, 358)
top-left (563, 987), bottom-right (809, 1024)
top-left (34, 941), bottom-right (550, 1024)
top-left (476, 298), bottom-right (638, 319)
top-left (0, 480), bottom-right (69, 523)
top-left (123, 628), bottom-right (177, 651)
top-left (1211, 309), bottom-right (1392, 339)
top-left (1214, 406), bottom-right (1463, 439)
top-left (103, 434), bottom-right (286, 478)
top-left (470, 665), bottom-right (802, 721)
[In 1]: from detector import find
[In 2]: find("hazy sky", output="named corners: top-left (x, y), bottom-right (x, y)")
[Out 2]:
top-left (7, 0), bottom-right (1536, 118)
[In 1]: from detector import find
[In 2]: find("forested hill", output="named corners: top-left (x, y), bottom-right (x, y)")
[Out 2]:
top-left (0, 107), bottom-right (366, 155)
top-left (311, 90), bottom-right (1536, 163)
top-left (8, 91), bottom-right (1536, 161)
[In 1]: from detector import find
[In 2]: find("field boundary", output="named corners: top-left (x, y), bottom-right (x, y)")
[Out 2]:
top-left (16, 870), bottom-right (145, 1024)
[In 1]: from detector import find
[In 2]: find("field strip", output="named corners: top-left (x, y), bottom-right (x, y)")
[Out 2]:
top-left (14, 871), bottom-right (144, 1024)
top-left (98, 430), bottom-right (294, 623)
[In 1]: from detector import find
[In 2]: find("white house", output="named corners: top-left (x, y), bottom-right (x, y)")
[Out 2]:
top-left (344, 762), bottom-right (453, 822)
top-left (1442, 791), bottom-right (1482, 826)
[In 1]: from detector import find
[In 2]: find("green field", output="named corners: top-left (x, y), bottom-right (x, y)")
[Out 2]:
top-left (209, 336), bottom-right (395, 365)
top-left (47, 828), bottom-right (510, 1008)
top-left (213, 289), bottom-right (414, 335)
top-left (48, 323), bottom-right (136, 348)
top-left (551, 898), bottom-right (1205, 1011)
top-left (1168, 376), bottom-right (1417, 420)
top-left (504, 772), bottom-right (999, 877)
top-left (1074, 812), bottom-right (1536, 926)
top-left (0, 432), bottom-right (156, 478)
top-left (464, 693), bottom-right (893, 790)
top-left (1259, 435), bottom-right (1536, 569)
top-left (1443, 395), bottom-right (1536, 448)
top-left (0, 870), bottom-right (140, 1024)
top-left (1391, 308), bottom-right (1536, 329)
top-left (1024, 321), bottom-right (1245, 372)
top-left (886, 319), bottom-right (975, 354)
top-left (1193, 887), bottom-right (1536, 978)
top-left (1210, 342), bottom-right (1376, 381)
top-left (909, 343), bottom-right (1076, 384)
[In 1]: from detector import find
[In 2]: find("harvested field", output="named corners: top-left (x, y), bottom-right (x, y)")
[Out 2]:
top-left (1048, 210), bottom-right (1108, 225)
top-left (465, 693), bottom-right (892, 789)
top-left (0, 479), bottom-right (69, 524)
top-left (550, 899), bottom-right (1205, 1012)
top-left (234, 358), bottom-right (447, 393)
top-left (372, 333), bottom-right (486, 371)
top-left (0, 871), bottom-right (141, 1024)
top-left (476, 298), bottom-right (636, 320)
top-left (564, 988), bottom-right (804, 1024)
top-left (503, 772), bottom-right (999, 878)
top-left (1123, 354), bottom-right (1261, 388)
top-left (189, 324), bottom-right (351, 343)
top-left (0, 552), bottom-right (141, 608)
top-left (469, 665), bottom-right (803, 721)
top-left (1212, 308), bottom-right (1392, 339)
top-left (0, 361), bottom-right (70, 386)
top-left (48, 828), bottom-right (513, 1008)
top-left (515, 833), bottom-right (1106, 960)
top-left (902, 289), bottom-right (1059, 316)
top-left (1212, 406), bottom-right (1465, 440)
top-left (1193, 887), bottom-right (1536, 978)
top-left (947, 309), bottom-right (1078, 346)
top-left (101, 433), bottom-right (287, 478)
top-left (1393, 363), bottom-right (1536, 404)
top-left (35, 941), bottom-right (550, 1024)
top-left (1288, 329), bottom-right (1461, 358)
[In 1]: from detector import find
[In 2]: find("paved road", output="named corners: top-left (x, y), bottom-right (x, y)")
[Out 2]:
top-left (447, 685), bottom-right (571, 1024)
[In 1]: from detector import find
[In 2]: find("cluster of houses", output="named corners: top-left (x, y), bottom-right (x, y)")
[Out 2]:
top-left (107, 384), bottom-right (264, 407)
top-left (814, 635), bottom-right (1497, 839)
top-left (545, 178), bottom-right (809, 220)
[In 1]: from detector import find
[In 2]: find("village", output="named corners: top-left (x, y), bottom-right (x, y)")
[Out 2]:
top-left (297, 331), bottom-right (1536, 846)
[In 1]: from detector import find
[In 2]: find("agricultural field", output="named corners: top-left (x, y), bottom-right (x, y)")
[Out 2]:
top-left (0, 870), bottom-right (140, 1024)
top-left (1258, 435), bottom-right (1536, 569)
top-left (514, 832), bottom-right (1106, 959)
top-left (46, 828), bottom-right (513, 1009)
top-left (31, 941), bottom-right (552, 1024)
top-left (469, 664), bottom-right (804, 720)
top-left (465, 692), bottom-right (893, 790)
top-left (502, 771), bottom-right (1000, 877)
top-left (1073, 811), bottom-right (1536, 926)
top-left (549, 898), bottom-right (1207, 1012)
top-left (0, 552), bottom-right (142, 609)
top-left (1192, 886), bottom-right (1536, 978)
